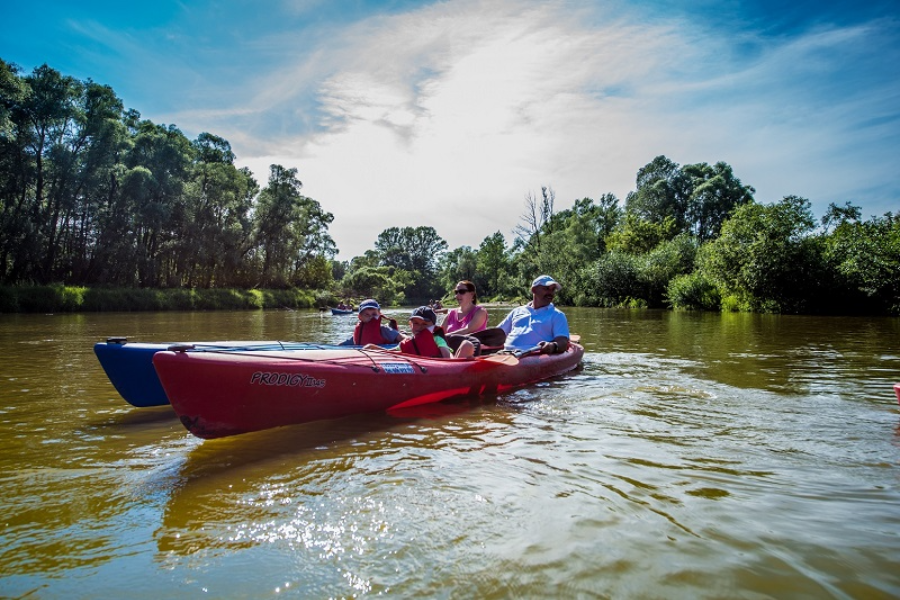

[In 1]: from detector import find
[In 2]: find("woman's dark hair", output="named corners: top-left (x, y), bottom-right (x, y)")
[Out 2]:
top-left (458, 280), bottom-right (478, 304)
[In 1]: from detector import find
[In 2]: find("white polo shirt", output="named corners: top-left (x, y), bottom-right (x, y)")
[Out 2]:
top-left (497, 303), bottom-right (570, 352)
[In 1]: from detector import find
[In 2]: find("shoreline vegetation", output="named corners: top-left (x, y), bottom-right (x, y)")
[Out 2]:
top-left (3, 61), bottom-right (898, 317)
top-left (0, 285), bottom-right (524, 314)
top-left (0, 285), bottom-right (321, 313)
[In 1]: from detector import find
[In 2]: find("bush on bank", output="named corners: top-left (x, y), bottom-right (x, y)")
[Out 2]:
top-left (0, 285), bottom-right (330, 313)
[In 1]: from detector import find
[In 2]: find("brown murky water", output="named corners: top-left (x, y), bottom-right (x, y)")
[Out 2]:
top-left (1, 308), bottom-right (898, 598)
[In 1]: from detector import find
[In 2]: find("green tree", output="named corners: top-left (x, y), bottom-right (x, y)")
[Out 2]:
top-left (513, 186), bottom-right (556, 258)
top-left (0, 59), bottom-right (28, 138)
top-left (511, 190), bottom-right (626, 303)
top-left (126, 121), bottom-right (193, 286)
top-left (0, 60), bottom-right (28, 282)
top-left (80, 108), bottom-right (143, 286)
top-left (350, 251), bottom-right (381, 271)
top-left (475, 231), bottom-right (512, 299)
top-left (699, 196), bottom-right (824, 313)
top-left (625, 156), bottom-right (754, 243)
top-left (606, 213), bottom-right (678, 254)
top-left (666, 271), bottom-right (721, 311)
top-left (374, 226), bottom-right (447, 274)
top-left (1, 59), bottom-right (349, 293)
top-left (640, 233), bottom-right (698, 307)
top-left (528, 194), bottom-right (622, 305)
top-left (682, 161), bottom-right (755, 241)
top-left (512, 186), bottom-right (569, 296)
top-left (823, 207), bottom-right (900, 314)
top-left (253, 164), bottom-right (335, 289)
top-left (1, 64), bottom-right (83, 283)
top-left (331, 259), bottom-right (349, 283)
top-left (625, 156), bottom-right (691, 232)
top-left (339, 265), bottom-right (404, 305)
top-left (438, 245), bottom-right (478, 298)
top-left (547, 194), bottom-right (622, 259)
top-left (373, 226), bottom-right (447, 301)
top-left (821, 201), bottom-right (862, 233)
top-left (592, 250), bottom-right (645, 307)
top-left (178, 133), bottom-right (258, 287)
top-left (0, 64), bottom-right (137, 285)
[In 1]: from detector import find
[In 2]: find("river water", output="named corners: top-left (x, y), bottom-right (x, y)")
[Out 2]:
top-left (1, 308), bottom-right (898, 599)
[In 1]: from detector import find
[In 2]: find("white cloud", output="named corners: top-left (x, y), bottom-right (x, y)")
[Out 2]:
top-left (204, 0), bottom-right (899, 258)
top-left (230, 1), bottom-right (688, 257)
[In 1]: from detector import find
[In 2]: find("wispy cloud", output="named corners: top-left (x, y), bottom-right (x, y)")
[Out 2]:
top-left (219, 1), bottom-right (688, 255)
top-left (154, 0), bottom-right (899, 257)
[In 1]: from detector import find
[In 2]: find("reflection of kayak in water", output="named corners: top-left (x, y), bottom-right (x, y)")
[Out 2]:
top-left (153, 342), bottom-right (585, 439)
top-left (93, 338), bottom-right (384, 407)
top-left (156, 404), bottom-right (485, 556)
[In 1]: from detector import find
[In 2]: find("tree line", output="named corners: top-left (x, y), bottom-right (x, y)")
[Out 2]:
top-left (1, 60), bottom-right (334, 290)
top-left (2, 60), bottom-right (898, 315)
top-left (338, 159), bottom-right (898, 316)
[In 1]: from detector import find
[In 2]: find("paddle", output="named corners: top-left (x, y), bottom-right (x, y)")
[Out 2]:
top-left (471, 329), bottom-right (578, 349)
top-left (480, 352), bottom-right (519, 365)
top-left (478, 333), bottom-right (581, 364)
top-left (480, 346), bottom-right (541, 366)
top-left (469, 327), bottom-right (507, 347)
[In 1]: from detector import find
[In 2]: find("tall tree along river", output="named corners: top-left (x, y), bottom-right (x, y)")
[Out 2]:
top-left (1, 308), bottom-right (898, 598)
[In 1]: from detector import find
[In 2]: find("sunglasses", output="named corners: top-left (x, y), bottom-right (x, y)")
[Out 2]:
top-left (453, 289), bottom-right (469, 294)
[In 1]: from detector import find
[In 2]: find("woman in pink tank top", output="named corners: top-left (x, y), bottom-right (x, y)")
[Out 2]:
top-left (441, 280), bottom-right (488, 335)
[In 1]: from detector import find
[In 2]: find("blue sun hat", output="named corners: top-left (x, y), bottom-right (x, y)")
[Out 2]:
top-left (358, 298), bottom-right (381, 312)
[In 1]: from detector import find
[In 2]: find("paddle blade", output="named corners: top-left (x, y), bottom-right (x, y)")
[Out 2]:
top-left (480, 353), bottom-right (519, 366)
top-left (514, 346), bottom-right (541, 358)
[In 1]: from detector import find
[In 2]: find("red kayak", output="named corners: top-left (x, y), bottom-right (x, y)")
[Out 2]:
top-left (153, 343), bottom-right (584, 439)
top-left (895, 383), bottom-right (900, 405)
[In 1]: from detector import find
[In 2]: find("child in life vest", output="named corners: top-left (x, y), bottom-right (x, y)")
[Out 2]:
top-left (365, 306), bottom-right (475, 358)
top-left (339, 298), bottom-right (402, 346)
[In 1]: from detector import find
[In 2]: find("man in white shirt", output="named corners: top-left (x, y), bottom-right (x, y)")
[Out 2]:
top-left (497, 275), bottom-right (570, 354)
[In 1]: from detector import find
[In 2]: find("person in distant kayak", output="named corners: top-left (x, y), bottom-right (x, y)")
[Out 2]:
top-left (340, 298), bottom-right (402, 346)
top-left (496, 275), bottom-right (570, 354)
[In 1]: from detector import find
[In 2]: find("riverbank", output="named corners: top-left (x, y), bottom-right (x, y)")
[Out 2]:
top-left (0, 285), bottom-right (326, 313)
top-left (0, 285), bottom-right (533, 314)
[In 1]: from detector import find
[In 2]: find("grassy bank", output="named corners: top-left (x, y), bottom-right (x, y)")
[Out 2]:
top-left (0, 285), bottom-right (334, 313)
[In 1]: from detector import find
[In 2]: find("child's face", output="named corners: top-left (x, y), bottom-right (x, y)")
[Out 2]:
top-left (358, 308), bottom-right (379, 322)
top-left (409, 318), bottom-right (431, 334)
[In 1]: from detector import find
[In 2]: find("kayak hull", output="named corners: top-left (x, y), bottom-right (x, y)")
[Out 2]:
top-left (94, 341), bottom-right (173, 407)
top-left (153, 344), bottom-right (584, 439)
top-left (94, 339), bottom-right (374, 407)
top-left (895, 383), bottom-right (900, 405)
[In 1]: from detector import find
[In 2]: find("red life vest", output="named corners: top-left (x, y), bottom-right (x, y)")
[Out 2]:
top-left (353, 317), bottom-right (393, 345)
top-left (399, 328), bottom-right (443, 358)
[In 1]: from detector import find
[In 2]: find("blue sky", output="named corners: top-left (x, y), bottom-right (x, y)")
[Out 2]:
top-left (4, 0), bottom-right (899, 259)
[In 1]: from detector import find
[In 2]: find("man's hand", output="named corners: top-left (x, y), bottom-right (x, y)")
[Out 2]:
top-left (538, 341), bottom-right (558, 354)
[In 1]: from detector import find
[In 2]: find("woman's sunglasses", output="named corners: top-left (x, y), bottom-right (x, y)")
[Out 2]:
top-left (453, 289), bottom-right (469, 294)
